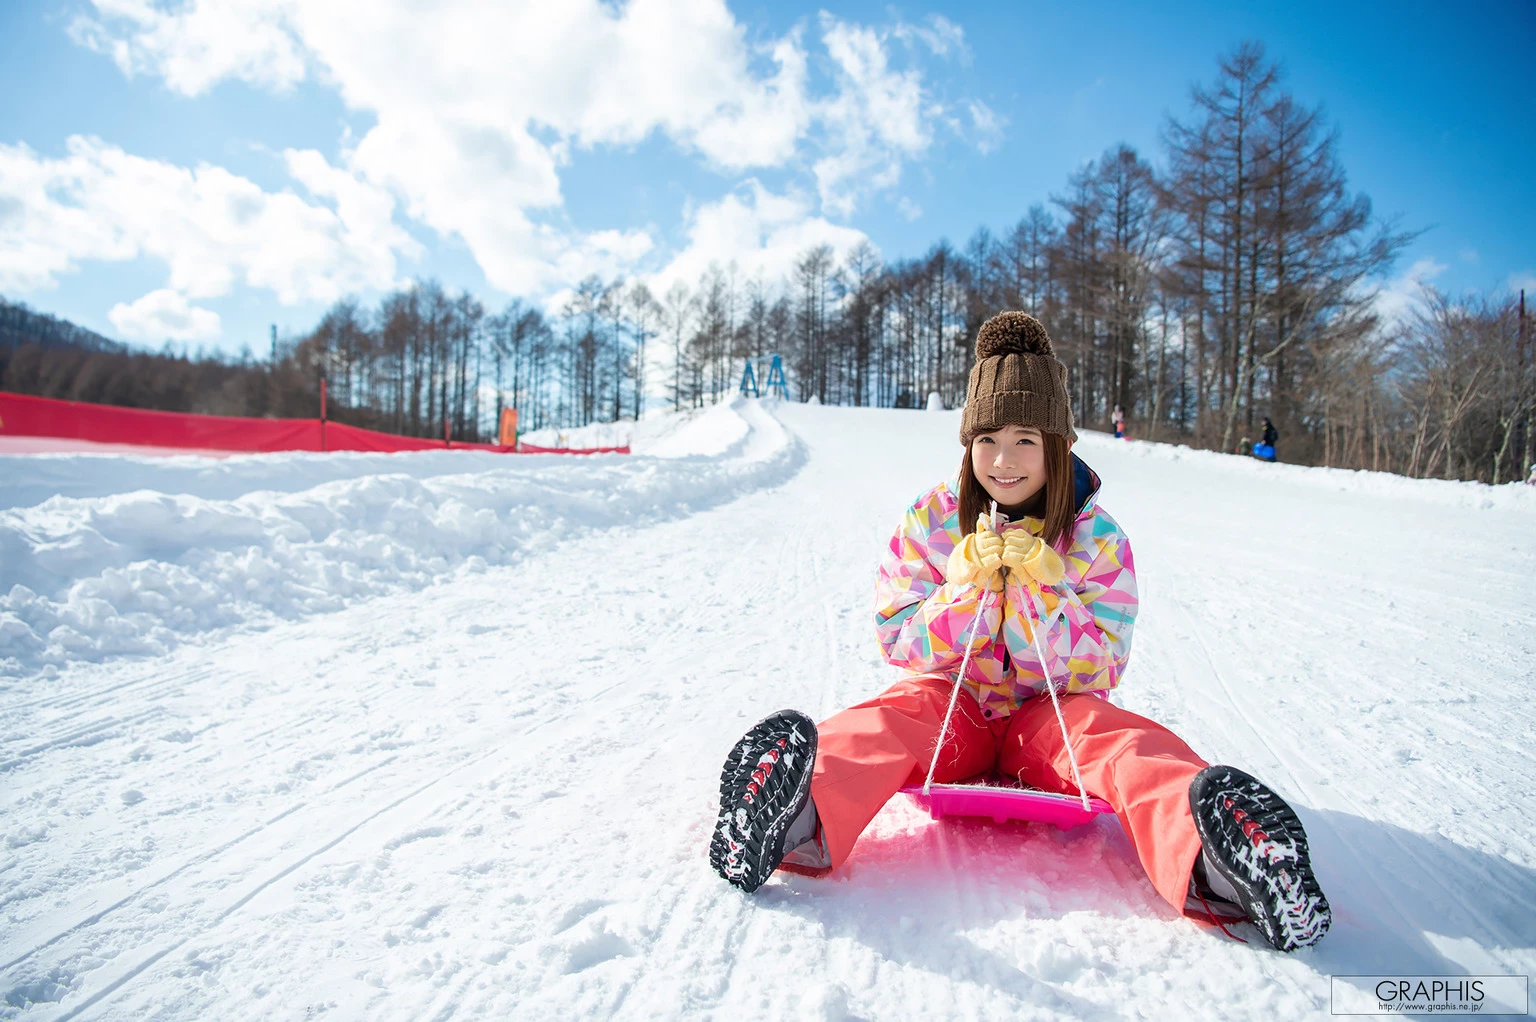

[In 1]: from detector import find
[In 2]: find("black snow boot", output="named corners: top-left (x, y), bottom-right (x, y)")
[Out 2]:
top-left (710, 710), bottom-right (817, 893)
top-left (1189, 765), bottom-right (1332, 952)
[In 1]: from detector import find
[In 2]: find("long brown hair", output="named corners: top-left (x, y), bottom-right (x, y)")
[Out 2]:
top-left (958, 432), bottom-right (1076, 549)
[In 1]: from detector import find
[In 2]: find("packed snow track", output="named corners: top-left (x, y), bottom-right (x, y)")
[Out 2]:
top-left (1, 398), bottom-right (1533, 1020)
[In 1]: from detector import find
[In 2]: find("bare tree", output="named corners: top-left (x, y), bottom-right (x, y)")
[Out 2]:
top-left (661, 281), bottom-right (693, 412)
top-left (626, 282), bottom-right (659, 420)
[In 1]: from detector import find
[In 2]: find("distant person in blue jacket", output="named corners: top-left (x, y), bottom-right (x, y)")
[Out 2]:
top-left (1254, 418), bottom-right (1278, 462)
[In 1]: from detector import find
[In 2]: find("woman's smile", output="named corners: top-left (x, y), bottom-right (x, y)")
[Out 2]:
top-left (971, 424), bottom-right (1049, 506)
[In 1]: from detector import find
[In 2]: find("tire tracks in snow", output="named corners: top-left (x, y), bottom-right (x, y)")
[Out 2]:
top-left (0, 708), bottom-right (166, 773)
top-left (1159, 597), bottom-right (1443, 968)
top-left (16, 707), bottom-right (603, 1021)
top-left (1, 638), bottom-right (471, 1009)
top-left (6, 662), bottom-right (217, 715)
top-left (38, 752), bottom-right (485, 1021)
top-left (4, 401), bottom-right (807, 1017)
top-left (491, 407), bottom-right (855, 1018)
top-left (0, 755), bottom-right (397, 976)
top-left (1163, 596), bottom-right (1525, 964)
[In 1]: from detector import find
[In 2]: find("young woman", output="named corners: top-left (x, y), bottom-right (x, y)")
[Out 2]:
top-left (709, 312), bottom-right (1331, 952)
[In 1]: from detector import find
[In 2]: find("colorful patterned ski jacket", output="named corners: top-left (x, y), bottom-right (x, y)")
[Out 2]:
top-left (873, 456), bottom-right (1138, 719)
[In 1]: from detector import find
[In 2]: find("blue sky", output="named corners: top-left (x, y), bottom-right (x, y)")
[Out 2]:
top-left (1, 0), bottom-right (1531, 356)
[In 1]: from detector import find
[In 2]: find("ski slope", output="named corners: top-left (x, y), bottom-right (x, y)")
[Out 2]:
top-left (1, 398), bottom-right (1533, 1020)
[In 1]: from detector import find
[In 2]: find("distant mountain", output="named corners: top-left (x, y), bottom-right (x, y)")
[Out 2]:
top-left (0, 297), bottom-right (127, 354)
top-left (0, 297), bottom-right (390, 433)
top-left (0, 295), bottom-right (275, 418)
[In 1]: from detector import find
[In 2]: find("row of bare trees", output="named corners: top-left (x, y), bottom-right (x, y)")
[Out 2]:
top-left (1393, 292), bottom-right (1534, 483)
top-left (3, 42), bottom-right (1528, 479)
top-left (624, 42), bottom-right (1530, 482)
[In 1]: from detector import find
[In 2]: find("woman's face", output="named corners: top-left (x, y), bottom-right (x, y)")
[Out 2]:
top-left (971, 425), bottom-right (1048, 507)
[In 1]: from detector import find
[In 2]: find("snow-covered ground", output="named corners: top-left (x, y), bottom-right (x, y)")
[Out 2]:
top-left (1, 398), bottom-right (1533, 1020)
top-left (516, 403), bottom-right (726, 454)
top-left (0, 401), bottom-right (789, 676)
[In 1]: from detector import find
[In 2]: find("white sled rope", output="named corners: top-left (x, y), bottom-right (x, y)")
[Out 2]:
top-left (921, 502), bottom-right (1092, 812)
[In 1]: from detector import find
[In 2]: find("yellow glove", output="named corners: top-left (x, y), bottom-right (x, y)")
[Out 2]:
top-left (945, 515), bottom-right (1006, 593)
top-left (1001, 529), bottom-right (1065, 587)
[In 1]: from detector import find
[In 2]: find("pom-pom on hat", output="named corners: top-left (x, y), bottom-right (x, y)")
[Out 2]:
top-left (960, 311), bottom-right (1077, 444)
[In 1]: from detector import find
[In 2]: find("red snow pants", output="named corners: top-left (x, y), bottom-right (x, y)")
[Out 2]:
top-left (799, 673), bottom-right (1209, 915)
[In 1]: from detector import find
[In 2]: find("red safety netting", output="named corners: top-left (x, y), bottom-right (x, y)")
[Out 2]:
top-left (0, 391), bottom-right (627, 456)
top-left (0, 391), bottom-right (324, 452)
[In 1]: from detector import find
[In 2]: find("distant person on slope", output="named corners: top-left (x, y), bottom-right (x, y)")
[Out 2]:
top-left (1527, 463), bottom-right (1536, 486)
top-left (1112, 403), bottom-right (1126, 439)
top-left (1254, 417), bottom-right (1279, 462)
top-left (709, 312), bottom-right (1331, 953)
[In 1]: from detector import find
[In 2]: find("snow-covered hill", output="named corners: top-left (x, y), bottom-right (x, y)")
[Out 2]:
top-left (1, 400), bottom-right (1533, 1020)
top-left (0, 400), bottom-right (796, 677)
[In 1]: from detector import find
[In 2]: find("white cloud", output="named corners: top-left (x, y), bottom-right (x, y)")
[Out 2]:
top-left (63, 0), bottom-right (968, 295)
top-left (0, 136), bottom-right (416, 304)
top-left (1372, 256), bottom-right (1447, 328)
top-left (813, 14), bottom-right (934, 217)
top-left (299, 0), bottom-right (817, 294)
top-left (70, 0), bottom-right (308, 95)
top-left (71, 1), bottom-right (818, 168)
top-left (1, 0), bottom-right (997, 352)
top-left (284, 147), bottom-right (417, 270)
top-left (109, 288), bottom-right (221, 341)
top-left (968, 100), bottom-right (1004, 154)
top-left (893, 14), bottom-right (968, 61)
top-left (646, 181), bottom-right (872, 296)
top-left (548, 227), bottom-right (657, 288)
top-left (896, 196), bottom-right (923, 221)
top-left (1509, 270), bottom-right (1536, 295)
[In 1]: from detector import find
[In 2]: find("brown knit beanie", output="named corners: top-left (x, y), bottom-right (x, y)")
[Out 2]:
top-left (959, 311), bottom-right (1076, 444)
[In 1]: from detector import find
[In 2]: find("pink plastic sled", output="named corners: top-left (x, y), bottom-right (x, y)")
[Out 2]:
top-left (901, 777), bottom-right (1114, 830)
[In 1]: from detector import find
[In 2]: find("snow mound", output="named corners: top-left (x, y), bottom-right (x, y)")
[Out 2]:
top-left (0, 398), bottom-right (801, 678)
top-left (644, 399), bottom-right (751, 458)
top-left (516, 401), bottom-right (727, 455)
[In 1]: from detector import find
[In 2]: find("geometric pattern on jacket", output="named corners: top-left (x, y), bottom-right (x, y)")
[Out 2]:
top-left (872, 455), bottom-right (1138, 719)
